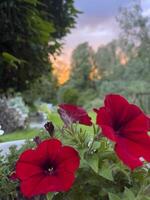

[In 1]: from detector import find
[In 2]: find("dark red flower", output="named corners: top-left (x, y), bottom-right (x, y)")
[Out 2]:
top-left (14, 139), bottom-right (80, 197)
top-left (58, 104), bottom-right (92, 126)
top-left (94, 94), bottom-right (150, 170)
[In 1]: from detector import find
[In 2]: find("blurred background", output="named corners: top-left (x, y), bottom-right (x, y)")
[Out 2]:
top-left (0, 0), bottom-right (150, 139)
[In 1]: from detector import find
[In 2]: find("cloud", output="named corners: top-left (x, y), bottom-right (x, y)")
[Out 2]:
top-left (59, 0), bottom-right (150, 65)
top-left (142, 0), bottom-right (150, 10)
top-left (75, 0), bottom-right (131, 28)
top-left (64, 17), bottom-right (119, 50)
top-left (142, 0), bottom-right (150, 17)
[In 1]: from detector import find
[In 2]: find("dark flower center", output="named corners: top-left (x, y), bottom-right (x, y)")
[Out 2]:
top-left (114, 123), bottom-right (122, 131)
top-left (42, 161), bottom-right (56, 175)
top-left (113, 120), bottom-right (122, 136)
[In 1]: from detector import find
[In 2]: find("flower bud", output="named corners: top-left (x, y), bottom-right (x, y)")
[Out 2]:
top-left (33, 136), bottom-right (41, 145)
top-left (9, 171), bottom-right (17, 181)
top-left (44, 122), bottom-right (55, 137)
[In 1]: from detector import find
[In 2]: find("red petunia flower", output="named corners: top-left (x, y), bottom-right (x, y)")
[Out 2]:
top-left (94, 94), bottom-right (150, 170)
top-left (15, 139), bottom-right (80, 197)
top-left (58, 104), bottom-right (92, 126)
top-left (147, 115), bottom-right (150, 131)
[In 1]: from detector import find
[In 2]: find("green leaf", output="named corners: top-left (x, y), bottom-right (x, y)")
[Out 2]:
top-left (92, 141), bottom-right (101, 150)
top-left (2, 52), bottom-right (21, 64)
top-left (23, 0), bottom-right (38, 5)
top-left (143, 197), bottom-right (150, 200)
top-left (99, 162), bottom-right (114, 181)
top-left (109, 193), bottom-right (121, 200)
top-left (86, 154), bottom-right (99, 173)
top-left (123, 187), bottom-right (135, 200)
top-left (47, 192), bottom-right (54, 200)
top-left (99, 167), bottom-right (114, 181)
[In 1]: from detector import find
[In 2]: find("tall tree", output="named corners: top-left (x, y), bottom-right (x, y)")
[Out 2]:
top-left (70, 42), bottom-right (94, 89)
top-left (95, 40), bottom-right (120, 78)
top-left (117, 2), bottom-right (150, 81)
top-left (0, 0), bottom-right (78, 93)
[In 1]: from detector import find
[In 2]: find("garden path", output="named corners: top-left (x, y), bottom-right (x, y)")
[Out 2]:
top-left (0, 140), bottom-right (25, 156)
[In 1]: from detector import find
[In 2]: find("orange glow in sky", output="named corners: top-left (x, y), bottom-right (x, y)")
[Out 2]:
top-left (50, 55), bottom-right (70, 85)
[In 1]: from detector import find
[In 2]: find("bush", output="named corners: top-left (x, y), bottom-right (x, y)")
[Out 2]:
top-left (0, 97), bottom-right (29, 133)
top-left (23, 75), bottom-right (58, 106)
top-left (57, 86), bottom-right (79, 104)
top-left (77, 88), bottom-right (97, 107)
top-left (7, 96), bottom-right (29, 119)
top-left (85, 98), bottom-right (103, 110)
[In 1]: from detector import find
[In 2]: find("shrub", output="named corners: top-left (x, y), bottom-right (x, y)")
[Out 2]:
top-left (77, 88), bottom-right (97, 107)
top-left (57, 86), bottom-right (79, 104)
top-left (7, 96), bottom-right (29, 119)
top-left (23, 75), bottom-right (58, 106)
top-left (0, 97), bottom-right (29, 133)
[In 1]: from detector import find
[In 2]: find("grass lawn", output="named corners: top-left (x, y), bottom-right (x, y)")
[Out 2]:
top-left (0, 128), bottom-right (40, 143)
top-left (0, 111), bottom-right (96, 143)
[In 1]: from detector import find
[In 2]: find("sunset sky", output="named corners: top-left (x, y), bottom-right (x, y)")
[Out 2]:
top-left (58, 0), bottom-right (150, 64)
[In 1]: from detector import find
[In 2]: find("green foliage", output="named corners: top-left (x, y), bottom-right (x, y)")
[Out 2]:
top-left (1, 110), bottom-right (150, 199)
top-left (23, 75), bottom-right (58, 106)
top-left (102, 2), bottom-right (150, 113)
top-left (7, 96), bottom-right (29, 117)
top-left (70, 42), bottom-right (94, 90)
top-left (2, 52), bottom-right (24, 67)
top-left (64, 2), bottom-right (150, 112)
top-left (77, 89), bottom-right (97, 107)
top-left (0, 129), bottom-right (39, 142)
top-left (0, 0), bottom-right (79, 93)
top-left (95, 40), bottom-right (119, 77)
top-left (57, 86), bottom-right (79, 105)
top-left (53, 124), bottom-right (150, 200)
top-left (117, 3), bottom-right (150, 49)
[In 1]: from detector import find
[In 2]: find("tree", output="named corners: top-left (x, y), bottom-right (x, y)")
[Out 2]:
top-left (95, 40), bottom-right (120, 78)
top-left (0, 0), bottom-right (79, 94)
top-left (105, 2), bottom-right (150, 112)
top-left (117, 3), bottom-right (150, 49)
top-left (70, 42), bottom-right (94, 89)
top-left (116, 2), bottom-right (150, 81)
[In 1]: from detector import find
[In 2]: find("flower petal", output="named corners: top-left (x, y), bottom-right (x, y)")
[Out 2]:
top-left (115, 136), bottom-right (150, 170)
top-left (20, 174), bottom-right (45, 197)
top-left (115, 140), bottom-right (143, 170)
top-left (94, 107), bottom-right (117, 141)
top-left (121, 113), bottom-right (148, 136)
top-left (18, 149), bottom-right (42, 166)
top-left (16, 162), bottom-right (43, 181)
top-left (18, 139), bottom-right (62, 167)
top-left (38, 139), bottom-right (62, 162)
top-left (15, 138), bottom-right (80, 197)
top-left (21, 171), bottom-right (75, 197)
top-left (104, 94), bottom-right (129, 122)
top-left (58, 104), bottom-right (92, 126)
top-left (56, 146), bottom-right (80, 173)
top-left (147, 115), bottom-right (150, 131)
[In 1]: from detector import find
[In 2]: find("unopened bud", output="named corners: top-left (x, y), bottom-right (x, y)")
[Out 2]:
top-left (9, 171), bottom-right (18, 181)
top-left (33, 136), bottom-right (41, 145)
top-left (44, 122), bottom-right (55, 137)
